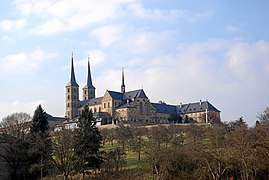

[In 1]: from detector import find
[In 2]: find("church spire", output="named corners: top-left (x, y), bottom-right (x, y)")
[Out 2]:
top-left (121, 67), bottom-right (125, 93)
top-left (85, 56), bottom-right (95, 89)
top-left (67, 52), bottom-right (79, 87)
top-left (83, 56), bottom-right (95, 100)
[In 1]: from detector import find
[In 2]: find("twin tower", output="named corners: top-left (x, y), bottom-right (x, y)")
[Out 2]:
top-left (65, 53), bottom-right (126, 119)
top-left (65, 54), bottom-right (95, 119)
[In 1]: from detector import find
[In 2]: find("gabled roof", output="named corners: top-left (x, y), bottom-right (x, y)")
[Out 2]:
top-left (124, 89), bottom-right (148, 99)
top-left (107, 91), bottom-right (123, 100)
top-left (45, 113), bottom-right (66, 121)
top-left (178, 101), bottom-right (220, 114)
top-left (79, 97), bottom-right (103, 107)
top-left (151, 103), bottom-right (180, 114)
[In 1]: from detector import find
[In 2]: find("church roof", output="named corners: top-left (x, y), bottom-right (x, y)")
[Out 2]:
top-left (107, 91), bottom-right (124, 100)
top-left (124, 89), bottom-right (148, 99)
top-left (178, 101), bottom-right (220, 114)
top-left (79, 97), bottom-right (103, 107)
top-left (107, 89), bottom-right (148, 101)
top-left (66, 53), bottom-right (79, 87)
top-left (45, 113), bottom-right (66, 121)
top-left (152, 103), bottom-right (181, 114)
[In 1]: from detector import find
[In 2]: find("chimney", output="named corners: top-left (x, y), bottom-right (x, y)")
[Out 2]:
top-left (180, 102), bottom-right (182, 108)
top-left (200, 100), bottom-right (202, 106)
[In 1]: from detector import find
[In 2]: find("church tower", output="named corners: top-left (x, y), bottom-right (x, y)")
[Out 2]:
top-left (65, 53), bottom-right (79, 119)
top-left (121, 67), bottom-right (125, 93)
top-left (83, 57), bottom-right (95, 100)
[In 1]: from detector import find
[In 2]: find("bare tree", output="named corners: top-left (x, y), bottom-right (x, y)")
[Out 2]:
top-left (0, 112), bottom-right (31, 179)
top-left (1, 112), bottom-right (31, 128)
top-left (257, 107), bottom-right (269, 125)
top-left (51, 129), bottom-right (75, 180)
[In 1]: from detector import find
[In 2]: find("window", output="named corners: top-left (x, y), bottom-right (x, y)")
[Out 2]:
top-left (104, 103), bottom-right (106, 108)
top-left (67, 95), bottom-right (70, 100)
top-left (99, 107), bottom-right (101, 112)
top-left (108, 102), bottom-right (110, 108)
top-left (94, 108), bottom-right (97, 113)
top-left (140, 101), bottom-right (143, 114)
top-left (67, 88), bottom-right (70, 93)
top-left (84, 90), bottom-right (87, 95)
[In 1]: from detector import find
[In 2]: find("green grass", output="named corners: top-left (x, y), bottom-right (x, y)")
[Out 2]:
top-left (101, 142), bottom-right (148, 169)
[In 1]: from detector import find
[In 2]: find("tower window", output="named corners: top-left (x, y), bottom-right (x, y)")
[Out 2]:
top-left (104, 103), bottom-right (106, 108)
top-left (85, 90), bottom-right (87, 95)
top-left (67, 88), bottom-right (70, 93)
top-left (108, 102), bottom-right (110, 108)
top-left (67, 95), bottom-right (70, 100)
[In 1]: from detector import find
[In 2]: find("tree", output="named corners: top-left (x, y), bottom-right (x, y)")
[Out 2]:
top-left (51, 129), bottom-right (75, 180)
top-left (28, 105), bottom-right (52, 179)
top-left (168, 114), bottom-right (182, 123)
top-left (0, 126), bottom-right (30, 179)
top-left (257, 107), bottom-right (269, 125)
top-left (115, 125), bottom-right (133, 152)
top-left (1, 112), bottom-right (31, 128)
top-left (74, 106), bottom-right (103, 179)
top-left (129, 127), bottom-right (147, 161)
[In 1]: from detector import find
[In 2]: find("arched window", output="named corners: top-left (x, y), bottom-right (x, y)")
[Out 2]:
top-left (108, 102), bottom-right (110, 108)
top-left (104, 103), bottom-right (106, 108)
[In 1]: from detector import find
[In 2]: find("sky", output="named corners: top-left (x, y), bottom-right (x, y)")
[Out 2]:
top-left (0, 0), bottom-right (269, 126)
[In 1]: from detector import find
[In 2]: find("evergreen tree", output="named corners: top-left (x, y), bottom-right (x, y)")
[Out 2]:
top-left (28, 105), bottom-right (52, 179)
top-left (74, 105), bottom-right (103, 179)
top-left (31, 105), bottom-right (49, 133)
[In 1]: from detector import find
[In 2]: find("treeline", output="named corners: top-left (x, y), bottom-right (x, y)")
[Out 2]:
top-left (98, 118), bottom-right (269, 180)
top-left (0, 106), bottom-right (269, 180)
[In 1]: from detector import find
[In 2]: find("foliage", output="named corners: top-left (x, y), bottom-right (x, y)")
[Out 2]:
top-left (28, 104), bottom-right (52, 179)
top-left (168, 114), bottom-right (182, 123)
top-left (73, 105), bottom-right (103, 179)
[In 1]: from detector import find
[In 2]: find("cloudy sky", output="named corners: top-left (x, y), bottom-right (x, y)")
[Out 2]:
top-left (0, 0), bottom-right (268, 126)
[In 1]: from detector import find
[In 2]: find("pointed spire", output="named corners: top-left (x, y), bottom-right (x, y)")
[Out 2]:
top-left (84, 55), bottom-right (95, 89)
top-left (121, 67), bottom-right (125, 93)
top-left (67, 52), bottom-right (79, 87)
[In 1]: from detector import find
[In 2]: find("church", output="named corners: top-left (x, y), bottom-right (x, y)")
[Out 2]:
top-left (65, 54), bottom-right (221, 125)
